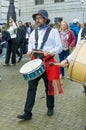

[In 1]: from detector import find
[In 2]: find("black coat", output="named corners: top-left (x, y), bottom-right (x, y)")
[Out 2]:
top-left (2, 31), bottom-right (11, 42)
top-left (17, 26), bottom-right (26, 44)
top-left (81, 27), bottom-right (86, 40)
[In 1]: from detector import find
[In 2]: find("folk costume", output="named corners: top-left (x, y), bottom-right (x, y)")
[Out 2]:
top-left (17, 10), bottom-right (63, 120)
top-left (31, 26), bottom-right (63, 95)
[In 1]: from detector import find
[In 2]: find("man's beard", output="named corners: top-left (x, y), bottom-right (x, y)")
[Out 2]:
top-left (36, 22), bottom-right (44, 27)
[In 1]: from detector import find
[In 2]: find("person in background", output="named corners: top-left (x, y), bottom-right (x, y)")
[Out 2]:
top-left (17, 9), bottom-right (63, 120)
top-left (76, 23), bottom-right (84, 44)
top-left (16, 21), bottom-right (26, 62)
top-left (4, 17), bottom-right (17, 66)
top-left (1, 23), bottom-right (11, 57)
top-left (24, 22), bottom-right (32, 54)
top-left (59, 21), bottom-right (76, 78)
top-left (26, 22), bottom-right (33, 37)
top-left (80, 23), bottom-right (86, 40)
top-left (0, 29), bottom-right (2, 54)
top-left (0, 75), bottom-right (1, 81)
top-left (70, 18), bottom-right (80, 44)
top-left (53, 22), bottom-right (61, 31)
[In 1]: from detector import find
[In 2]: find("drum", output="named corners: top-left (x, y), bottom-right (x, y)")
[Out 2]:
top-left (19, 59), bottom-right (45, 80)
top-left (68, 40), bottom-right (86, 85)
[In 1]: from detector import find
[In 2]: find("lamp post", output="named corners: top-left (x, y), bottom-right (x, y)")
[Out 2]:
top-left (7, 0), bottom-right (16, 26)
top-left (81, 0), bottom-right (85, 23)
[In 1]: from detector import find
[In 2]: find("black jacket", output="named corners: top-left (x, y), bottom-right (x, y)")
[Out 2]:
top-left (81, 27), bottom-right (86, 40)
top-left (17, 26), bottom-right (26, 44)
top-left (2, 31), bottom-right (11, 42)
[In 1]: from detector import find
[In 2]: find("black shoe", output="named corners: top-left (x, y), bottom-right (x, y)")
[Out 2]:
top-left (83, 86), bottom-right (86, 95)
top-left (47, 108), bottom-right (54, 116)
top-left (17, 113), bottom-right (32, 120)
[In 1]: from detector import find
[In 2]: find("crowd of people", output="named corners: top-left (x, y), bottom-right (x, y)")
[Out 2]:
top-left (0, 9), bottom-right (86, 120)
top-left (0, 15), bottom-right (85, 68)
top-left (0, 18), bottom-right (33, 66)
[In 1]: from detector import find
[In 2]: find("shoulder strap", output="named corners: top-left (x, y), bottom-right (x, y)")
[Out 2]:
top-left (40, 27), bottom-right (51, 49)
top-left (35, 27), bottom-right (52, 50)
top-left (35, 27), bottom-right (38, 49)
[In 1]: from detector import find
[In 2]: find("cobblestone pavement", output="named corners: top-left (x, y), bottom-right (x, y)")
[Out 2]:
top-left (0, 55), bottom-right (86, 130)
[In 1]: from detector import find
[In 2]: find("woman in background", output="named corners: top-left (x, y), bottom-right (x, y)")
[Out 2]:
top-left (4, 18), bottom-right (17, 66)
top-left (59, 21), bottom-right (76, 78)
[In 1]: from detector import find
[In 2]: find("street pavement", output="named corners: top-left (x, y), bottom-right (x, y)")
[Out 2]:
top-left (0, 54), bottom-right (86, 130)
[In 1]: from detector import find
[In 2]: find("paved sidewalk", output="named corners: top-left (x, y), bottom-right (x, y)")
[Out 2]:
top-left (0, 55), bottom-right (86, 130)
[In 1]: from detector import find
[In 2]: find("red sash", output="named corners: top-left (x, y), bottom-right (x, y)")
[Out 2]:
top-left (31, 54), bottom-right (63, 95)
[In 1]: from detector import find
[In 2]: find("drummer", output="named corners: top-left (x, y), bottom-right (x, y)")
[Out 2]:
top-left (17, 9), bottom-right (63, 120)
top-left (60, 31), bottom-right (86, 95)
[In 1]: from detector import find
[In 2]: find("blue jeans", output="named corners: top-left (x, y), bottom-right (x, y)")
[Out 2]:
top-left (59, 49), bottom-right (70, 76)
top-left (2, 41), bottom-right (7, 48)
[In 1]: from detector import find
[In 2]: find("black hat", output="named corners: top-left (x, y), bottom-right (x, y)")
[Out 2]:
top-left (32, 10), bottom-right (50, 24)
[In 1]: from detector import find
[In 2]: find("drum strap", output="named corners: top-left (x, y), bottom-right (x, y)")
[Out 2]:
top-left (35, 27), bottom-right (52, 50)
top-left (35, 27), bottom-right (38, 49)
top-left (40, 27), bottom-right (51, 49)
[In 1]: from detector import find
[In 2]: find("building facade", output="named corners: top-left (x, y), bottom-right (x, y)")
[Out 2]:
top-left (0, 0), bottom-right (18, 24)
top-left (18, 0), bottom-right (86, 24)
top-left (0, 0), bottom-right (86, 24)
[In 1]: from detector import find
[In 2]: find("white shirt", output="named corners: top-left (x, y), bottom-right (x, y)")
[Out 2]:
top-left (77, 28), bottom-right (83, 44)
top-left (7, 22), bottom-right (17, 39)
top-left (28, 27), bottom-right (62, 54)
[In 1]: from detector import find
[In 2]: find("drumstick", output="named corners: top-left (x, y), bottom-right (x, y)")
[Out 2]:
top-left (24, 51), bottom-right (56, 57)
top-left (23, 51), bottom-right (43, 57)
top-left (32, 50), bottom-right (44, 54)
top-left (49, 62), bottom-right (69, 67)
top-left (32, 50), bottom-right (56, 55)
top-left (49, 62), bottom-right (62, 67)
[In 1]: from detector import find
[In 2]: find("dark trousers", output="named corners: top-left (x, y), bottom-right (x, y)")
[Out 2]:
top-left (59, 49), bottom-right (69, 76)
top-left (19, 43), bottom-right (25, 59)
top-left (24, 72), bottom-right (54, 114)
top-left (16, 42), bottom-right (25, 60)
top-left (5, 38), bottom-right (17, 64)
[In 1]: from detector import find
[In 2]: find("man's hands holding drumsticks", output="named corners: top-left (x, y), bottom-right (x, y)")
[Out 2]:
top-left (26, 51), bottom-right (32, 56)
top-left (49, 59), bottom-right (69, 67)
top-left (25, 51), bottom-right (69, 67)
top-left (60, 59), bottom-right (69, 67)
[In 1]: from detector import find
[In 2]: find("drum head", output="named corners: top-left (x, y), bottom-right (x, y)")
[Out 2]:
top-left (20, 59), bottom-right (42, 74)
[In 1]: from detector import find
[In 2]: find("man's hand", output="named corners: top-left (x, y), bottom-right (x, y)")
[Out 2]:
top-left (26, 51), bottom-right (32, 56)
top-left (44, 51), bottom-right (50, 56)
top-left (60, 59), bottom-right (69, 67)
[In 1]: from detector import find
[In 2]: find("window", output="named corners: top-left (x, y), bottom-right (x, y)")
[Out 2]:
top-left (35, 0), bottom-right (44, 5)
top-left (19, 9), bottom-right (21, 16)
top-left (54, 0), bottom-right (64, 3)
top-left (54, 17), bottom-right (63, 24)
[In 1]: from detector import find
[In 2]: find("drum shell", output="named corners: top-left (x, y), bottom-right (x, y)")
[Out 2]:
top-left (23, 63), bottom-right (45, 80)
top-left (68, 40), bottom-right (86, 85)
top-left (20, 59), bottom-right (46, 81)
